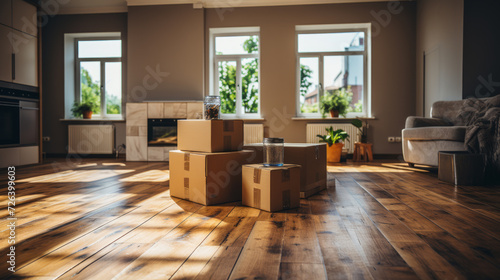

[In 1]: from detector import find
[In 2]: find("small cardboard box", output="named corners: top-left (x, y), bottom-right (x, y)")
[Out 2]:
top-left (178, 120), bottom-right (243, 153)
top-left (243, 143), bottom-right (327, 198)
top-left (438, 151), bottom-right (485, 185)
top-left (169, 149), bottom-right (253, 205)
top-left (242, 164), bottom-right (301, 212)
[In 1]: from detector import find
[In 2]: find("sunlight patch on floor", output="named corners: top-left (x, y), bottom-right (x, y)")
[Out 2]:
top-left (17, 169), bottom-right (135, 183)
top-left (120, 170), bottom-right (170, 182)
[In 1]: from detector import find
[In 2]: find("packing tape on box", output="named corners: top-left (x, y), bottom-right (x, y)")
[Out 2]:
top-left (184, 178), bottom-right (189, 199)
top-left (253, 168), bottom-right (261, 184)
top-left (224, 136), bottom-right (232, 150)
top-left (223, 121), bottom-right (234, 132)
top-left (254, 188), bottom-right (261, 208)
top-left (282, 189), bottom-right (291, 210)
top-left (282, 169), bottom-right (290, 182)
top-left (184, 153), bottom-right (190, 171)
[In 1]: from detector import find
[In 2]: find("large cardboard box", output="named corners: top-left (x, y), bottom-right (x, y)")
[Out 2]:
top-left (243, 143), bottom-right (327, 198)
top-left (169, 149), bottom-right (253, 205)
top-left (242, 164), bottom-right (301, 212)
top-left (178, 120), bottom-right (243, 153)
top-left (438, 151), bottom-right (485, 185)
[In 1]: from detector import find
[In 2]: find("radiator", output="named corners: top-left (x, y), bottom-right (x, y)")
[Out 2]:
top-left (68, 125), bottom-right (115, 155)
top-left (306, 123), bottom-right (359, 153)
top-left (244, 124), bottom-right (264, 144)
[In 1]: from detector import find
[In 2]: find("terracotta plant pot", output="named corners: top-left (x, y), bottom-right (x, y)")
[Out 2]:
top-left (326, 142), bottom-right (344, 163)
top-left (82, 111), bottom-right (92, 119)
top-left (329, 110), bottom-right (339, 118)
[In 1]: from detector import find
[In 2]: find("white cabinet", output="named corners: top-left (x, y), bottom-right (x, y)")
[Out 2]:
top-left (13, 30), bottom-right (37, 86)
top-left (13, 0), bottom-right (37, 37)
top-left (0, 146), bottom-right (39, 168)
top-left (0, 0), bottom-right (38, 86)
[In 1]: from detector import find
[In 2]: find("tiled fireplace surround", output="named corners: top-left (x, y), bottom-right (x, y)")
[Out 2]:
top-left (126, 101), bottom-right (203, 161)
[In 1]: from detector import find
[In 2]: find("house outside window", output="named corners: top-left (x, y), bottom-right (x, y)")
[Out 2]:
top-left (296, 23), bottom-right (371, 118)
top-left (209, 27), bottom-right (260, 118)
top-left (75, 38), bottom-right (123, 118)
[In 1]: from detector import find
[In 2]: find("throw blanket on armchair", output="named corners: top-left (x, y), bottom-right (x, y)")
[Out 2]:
top-left (458, 95), bottom-right (500, 177)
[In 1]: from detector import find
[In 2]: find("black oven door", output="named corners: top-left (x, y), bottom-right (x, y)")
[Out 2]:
top-left (0, 98), bottom-right (20, 146)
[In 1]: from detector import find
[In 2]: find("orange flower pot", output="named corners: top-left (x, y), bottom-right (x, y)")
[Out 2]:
top-left (327, 142), bottom-right (343, 163)
top-left (83, 111), bottom-right (93, 119)
top-left (329, 110), bottom-right (339, 118)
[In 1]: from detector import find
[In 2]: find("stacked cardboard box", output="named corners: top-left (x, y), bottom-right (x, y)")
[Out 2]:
top-left (169, 120), bottom-right (252, 205)
top-left (242, 164), bottom-right (301, 212)
top-left (243, 143), bottom-right (327, 198)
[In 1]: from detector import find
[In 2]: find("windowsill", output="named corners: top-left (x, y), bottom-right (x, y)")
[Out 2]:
top-left (60, 118), bottom-right (125, 122)
top-left (221, 118), bottom-right (265, 121)
top-left (292, 116), bottom-right (376, 121)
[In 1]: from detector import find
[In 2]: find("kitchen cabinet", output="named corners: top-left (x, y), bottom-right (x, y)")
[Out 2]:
top-left (13, 0), bottom-right (37, 37)
top-left (0, 0), bottom-right (38, 87)
top-left (13, 30), bottom-right (37, 86)
top-left (0, 25), bottom-right (12, 82)
top-left (0, 0), bottom-right (12, 27)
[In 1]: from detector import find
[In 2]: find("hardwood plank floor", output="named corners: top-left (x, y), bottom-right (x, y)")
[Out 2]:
top-left (1, 158), bottom-right (499, 279)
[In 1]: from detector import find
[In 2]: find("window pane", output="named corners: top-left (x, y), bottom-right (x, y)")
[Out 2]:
top-left (78, 40), bottom-right (121, 58)
top-left (105, 62), bottom-right (122, 115)
top-left (298, 32), bottom-right (364, 53)
top-left (80, 61), bottom-right (100, 114)
top-left (218, 61), bottom-right (237, 114)
top-left (241, 58), bottom-right (259, 113)
top-left (324, 55), bottom-right (364, 113)
top-left (215, 35), bottom-right (258, 55)
top-left (299, 57), bottom-right (319, 113)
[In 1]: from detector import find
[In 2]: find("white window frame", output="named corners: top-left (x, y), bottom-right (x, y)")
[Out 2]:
top-left (209, 27), bottom-right (261, 119)
top-left (75, 37), bottom-right (123, 119)
top-left (295, 23), bottom-right (372, 118)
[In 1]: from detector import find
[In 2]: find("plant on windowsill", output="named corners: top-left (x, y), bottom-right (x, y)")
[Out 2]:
top-left (320, 88), bottom-right (352, 118)
top-left (317, 127), bottom-right (350, 163)
top-left (71, 101), bottom-right (97, 119)
top-left (351, 118), bottom-right (369, 143)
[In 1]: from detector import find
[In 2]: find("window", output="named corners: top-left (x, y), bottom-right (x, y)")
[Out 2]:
top-left (296, 24), bottom-right (371, 117)
top-left (75, 38), bottom-right (123, 118)
top-left (210, 27), bottom-right (260, 118)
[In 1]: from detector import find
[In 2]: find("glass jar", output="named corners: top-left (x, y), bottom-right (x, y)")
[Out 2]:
top-left (263, 138), bottom-right (284, 166)
top-left (204, 95), bottom-right (221, 120)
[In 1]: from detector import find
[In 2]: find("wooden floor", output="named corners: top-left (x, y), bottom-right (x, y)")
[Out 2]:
top-left (1, 158), bottom-right (500, 279)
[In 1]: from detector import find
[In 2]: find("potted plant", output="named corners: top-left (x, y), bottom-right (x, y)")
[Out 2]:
top-left (351, 118), bottom-right (368, 143)
top-left (71, 101), bottom-right (97, 119)
top-left (317, 127), bottom-right (350, 163)
top-left (320, 88), bottom-right (352, 118)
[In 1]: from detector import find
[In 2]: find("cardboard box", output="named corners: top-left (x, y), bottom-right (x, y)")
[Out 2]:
top-left (169, 149), bottom-right (253, 205)
top-left (178, 120), bottom-right (243, 153)
top-left (243, 143), bottom-right (327, 198)
top-left (242, 164), bottom-right (301, 212)
top-left (438, 151), bottom-right (485, 185)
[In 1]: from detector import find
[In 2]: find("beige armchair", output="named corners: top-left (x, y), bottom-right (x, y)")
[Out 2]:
top-left (402, 100), bottom-right (467, 167)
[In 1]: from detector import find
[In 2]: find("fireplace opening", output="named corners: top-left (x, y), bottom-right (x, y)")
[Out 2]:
top-left (148, 119), bottom-right (181, 146)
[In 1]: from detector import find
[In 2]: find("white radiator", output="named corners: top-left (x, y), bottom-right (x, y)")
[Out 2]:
top-left (244, 124), bottom-right (264, 144)
top-left (306, 123), bottom-right (359, 153)
top-left (68, 125), bottom-right (115, 155)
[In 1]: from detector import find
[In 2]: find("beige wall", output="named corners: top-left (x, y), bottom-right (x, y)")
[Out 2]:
top-left (127, 5), bottom-right (204, 102)
top-left (416, 0), bottom-right (464, 117)
top-left (42, 13), bottom-right (127, 155)
top-left (205, 3), bottom-right (416, 154)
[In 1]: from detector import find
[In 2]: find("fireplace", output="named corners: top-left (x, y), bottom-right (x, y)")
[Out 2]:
top-left (148, 119), bottom-right (181, 146)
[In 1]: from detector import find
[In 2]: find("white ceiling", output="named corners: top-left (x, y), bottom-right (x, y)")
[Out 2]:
top-left (45, 0), bottom-right (412, 15)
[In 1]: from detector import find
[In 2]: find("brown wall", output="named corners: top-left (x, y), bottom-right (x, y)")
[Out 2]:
top-left (205, 3), bottom-right (416, 154)
top-left (127, 5), bottom-right (204, 102)
top-left (42, 13), bottom-right (127, 155)
top-left (416, 0), bottom-right (463, 116)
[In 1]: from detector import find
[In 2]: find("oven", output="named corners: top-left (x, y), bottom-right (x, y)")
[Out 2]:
top-left (0, 98), bottom-right (20, 146)
top-left (148, 119), bottom-right (180, 146)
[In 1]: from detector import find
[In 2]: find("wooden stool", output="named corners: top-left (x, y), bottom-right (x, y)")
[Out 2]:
top-left (353, 142), bottom-right (373, 162)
